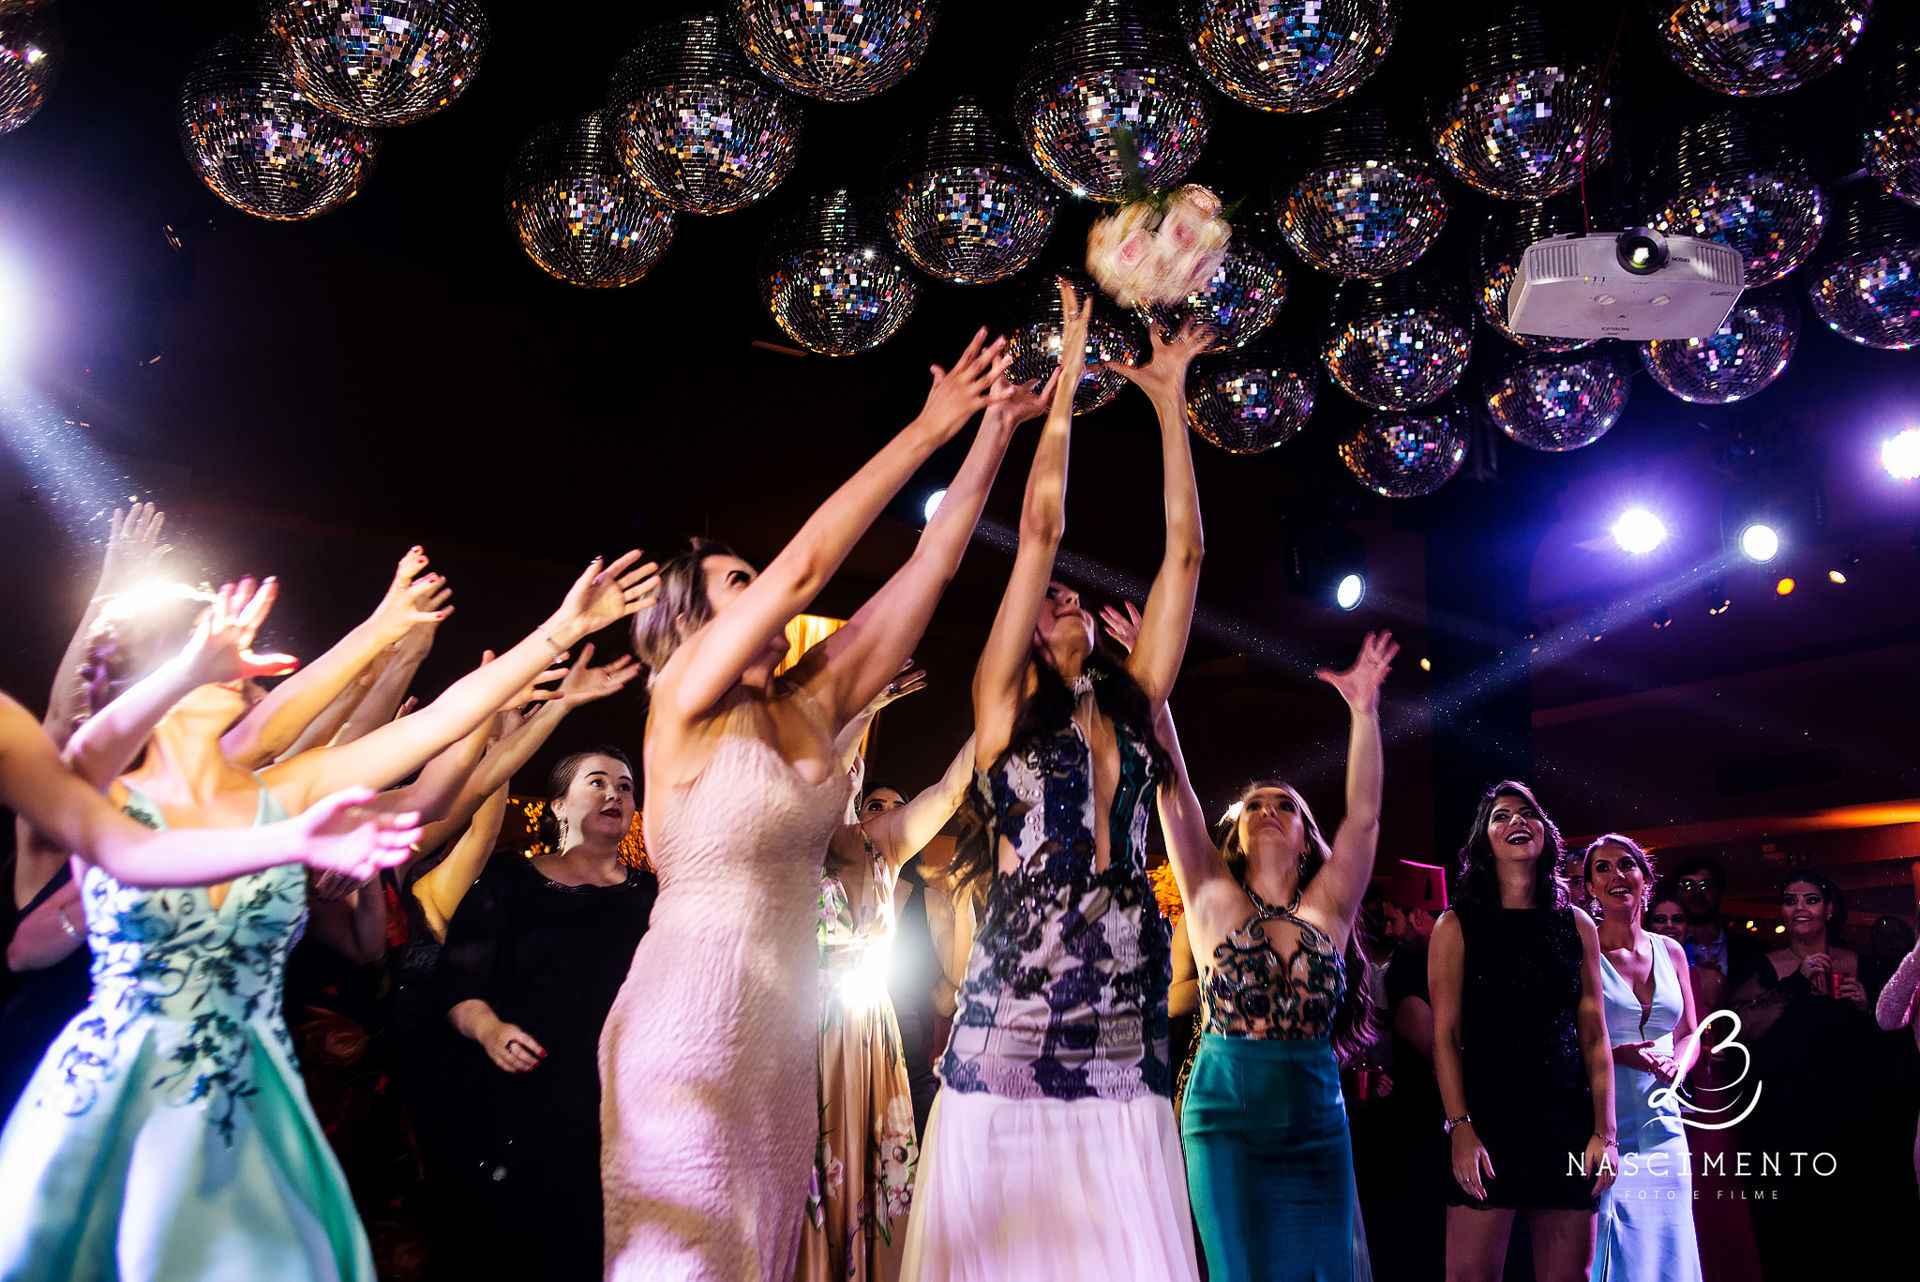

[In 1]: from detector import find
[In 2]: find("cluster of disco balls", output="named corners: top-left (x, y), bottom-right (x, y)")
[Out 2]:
top-left (1864, 31), bottom-right (1920, 210)
top-left (177, 1), bottom-right (489, 221)
top-left (0, 1), bottom-right (58, 138)
top-left (1003, 272), bottom-right (1144, 415)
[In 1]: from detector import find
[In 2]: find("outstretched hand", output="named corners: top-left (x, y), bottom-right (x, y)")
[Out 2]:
top-left (1057, 277), bottom-right (1094, 368)
top-left (867, 658), bottom-right (927, 714)
top-left (295, 787), bottom-right (422, 880)
top-left (1099, 601), bottom-right (1143, 654)
top-left (182, 579), bottom-right (299, 685)
top-left (921, 328), bottom-right (1014, 434)
top-left (986, 367), bottom-right (1061, 428)
top-left (96, 502), bottom-right (171, 598)
top-left (554, 641), bottom-right (641, 709)
top-left (1315, 631), bottom-right (1398, 714)
top-left (1105, 316), bottom-right (1214, 404)
top-left (555, 550), bottom-right (661, 637)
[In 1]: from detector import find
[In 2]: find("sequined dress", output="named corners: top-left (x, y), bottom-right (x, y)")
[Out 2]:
top-left (600, 688), bottom-right (851, 1282)
top-left (0, 783), bottom-right (375, 1281)
top-left (1182, 890), bottom-right (1364, 1281)
top-left (797, 832), bottom-right (919, 1282)
top-left (1452, 903), bottom-right (1597, 1210)
top-left (900, 712), bottom-right (1199, 1281)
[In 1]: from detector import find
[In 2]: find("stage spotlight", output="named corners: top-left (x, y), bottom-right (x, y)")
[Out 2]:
top-left (1611, 508), bottom-right (1667, 555)
top-left (1828, 569), bottom-right (1846, 584)
top-left (1288, 522), bottom-right (1367, 611)
top-left (1775, 577), bottom-right (1795, 596)
top-left (1706, 583), bottom-right (1731, 615)
top-left (1739, 523), bottom-right (1780, 563)
top-left (922, 489), bottom-right (946, 522)
top-left (1419, 657), bottom-right (1431, 671)
top-left (1335, 573), bottom-right (1365, 611)
top-left (1884, 428), bottom-right (1920, 482)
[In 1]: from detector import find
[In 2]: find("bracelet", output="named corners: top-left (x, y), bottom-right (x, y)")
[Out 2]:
top-left (57, 908), bottom-right (80, 941)
top-left (1594, 1132), bottom-right (1618, 1146)
top-left (541, 633), bottom-right (566, 662)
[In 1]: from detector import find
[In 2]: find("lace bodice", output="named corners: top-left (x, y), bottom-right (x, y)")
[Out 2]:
top-left (1201, 889), bottom-right (1346, 1040)
top-left (52, 783), bottom-right (302, 1144)
top-left (939, 712), bottom-right (1170, 1101)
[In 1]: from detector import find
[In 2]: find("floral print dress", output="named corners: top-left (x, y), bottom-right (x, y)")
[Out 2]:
top-left (799, 831), bottom-right (920, 1282)
top-left (0, 782), bottom-right (375, 1281)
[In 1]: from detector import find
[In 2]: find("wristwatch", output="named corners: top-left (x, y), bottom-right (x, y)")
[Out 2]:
top-left (1443, 1114), bottom-right (1472, 1135)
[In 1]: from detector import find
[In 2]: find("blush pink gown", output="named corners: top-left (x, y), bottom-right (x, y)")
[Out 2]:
top-left (600, 692), bottom-right (850, 1281)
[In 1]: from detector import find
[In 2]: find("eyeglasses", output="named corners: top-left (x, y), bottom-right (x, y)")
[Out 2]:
top-left (1676, 879), bottom-right (1717, 893)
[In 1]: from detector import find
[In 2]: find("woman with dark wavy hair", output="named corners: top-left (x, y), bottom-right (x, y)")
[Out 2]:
top-left (899, 286), bottom-right (1211, 1280)
top-left (1429, 782), bottom-right (1617, 1282)
top-left (1151, 632), bottom-right (1394, 1281)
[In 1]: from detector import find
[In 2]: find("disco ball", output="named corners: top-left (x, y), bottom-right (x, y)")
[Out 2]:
top-left (263, 0), bottom-right (488, 127)
top-left (1641, 293), bottom-right (1799, 403)
top-left (1322, 274), bottom-right (1472, 410)
top-left (1479, 199), bottom-right (1596, 351)
top-left (1864, 33), bottom-right (1920, 209)
top-left (1429, 3), bottom-right (1611, 202)
top-left (1484, 349), bottom-right (1631, 451)
top-left (1178, 0), bottom-right (1399, 114)
top-left (1805, 182), bottom-right (1920, 350)
top-left (729, 0), bottom-right (938, 103)
top-left (1648, 111), bottom-right (1826, 287)
top-left (1185, 346), bottom-right (1317, 452)
top-left (886, 97), bottom-right (1058, 284)
top-left (0, 10), bottom-right (56, 137)
top-left (1013, 0), bottom-right (1215, 201)
top-left (1275, 107), bottom-right (1449, 278)
top-left (1002, 270), bottom-right (1146, 414)
top-left (178, 28), bottom-right (380, 222)
top-left (506, 114), bottom-right (677, 289)
top-left (1337, 404), bottom-right (1468, 498)
top-left (1146, 231), bottom-right (1288, 351)
top-left (760, 190), bottom-right (921, 356)
top-left (1653, 0), bottom-right (1873, 97)
top-left (609, 14), bottom-right (804, 215)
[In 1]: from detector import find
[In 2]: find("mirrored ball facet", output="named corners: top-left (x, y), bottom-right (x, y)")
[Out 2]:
top-left (887, 98), bottom-right (1058, 285)
top-left (1641, 293), bottom-right (1799, 403)
top-left (1014, 0), bottom-right (1215, 202)
top-left (1146, 234), bottom-right (1288, 352)
top-left (729, 0), bottom-right (938, 103)
top-left (1323, 275), bottom-right (1472, 410)
top-left (507, 113), bottom-right (677, 289)
top-left (1649, 112), bottom-right (1826, 288)
top-left (178, 27), bottom-right (380, 221)
top-left (1654, 0), bottom-right (1872, 97)
top-left (1276, 109), bottom-right (1448, 278)
top-left (1484, 349), bottom-right (1632, 451)
top-left (264, 0), bottom-right (488, 128)
top-left (609, 14), bottom-right (803, 215)
top-left (1186, 351), bottom-right (1316, 452)
top-left (0, 10), bottom-right (56, 137)
top-left (761, 190), bottom-right (921, 356)
top-left (1002, 271), bottom-right (1145, 414)
top-left (1338, 406), bottom-right (1468, 497)
top-left (1178, 0), bottom-right (1398, 114)
top-left (1805, 183), bottom-right (1920, 351)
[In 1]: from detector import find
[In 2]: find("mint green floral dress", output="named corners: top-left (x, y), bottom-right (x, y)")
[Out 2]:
top-left (0, 782), bottom-right (374, 1281)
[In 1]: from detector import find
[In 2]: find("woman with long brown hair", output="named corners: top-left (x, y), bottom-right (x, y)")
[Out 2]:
top-left (1150, 633), bottom-right (1394, 1280)
top-left (899, 283), bottom-right (1210, 1279)
top-left (1429, 781), bottom-right (1616, 1282)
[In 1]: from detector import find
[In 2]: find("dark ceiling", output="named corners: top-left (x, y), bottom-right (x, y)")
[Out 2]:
top-left (1, 0), bottom-right (1917, 851)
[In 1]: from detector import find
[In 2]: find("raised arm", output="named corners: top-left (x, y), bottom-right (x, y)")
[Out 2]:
top-left (658, 331), bottom-right (1006, 725)
top-left (973, 280), bottom-right (1090, 762)
top-left (0, 691), bottom-right (419, 887)
top-left (378, 651), bottom-right (564, 822)
top-left (327, 610), bottom-right (446, 749)
top-left (63, 580), bottom-right (297, 788)
top-left (833, 661), bottom-right (926, 774)
top-left (222, 548), bottom-right (450, 768)
top-left (45, 503), bottom-right (171, 746)
top-left (415, 782), bottom-right (511, 943)
top-left (788, 346), bottom-right (1035, 730)
top-left (867, 734), bottom-right (977, 873)
top-left (264, 553), bottom-right (655, 809)
top-left (1105, 319), bottom-right (1211, 705)
top-left (1303, 632), bottom-right (1396, 946)
top-left (1152, 702), bottom-right (1240, 955)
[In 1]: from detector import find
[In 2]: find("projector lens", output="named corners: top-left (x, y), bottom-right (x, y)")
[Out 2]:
top-left (1617, 227), bottom-right (1669, 276)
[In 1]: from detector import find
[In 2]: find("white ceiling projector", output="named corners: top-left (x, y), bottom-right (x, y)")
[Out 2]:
top-left (1507, 227), bottom-right (1744, 341)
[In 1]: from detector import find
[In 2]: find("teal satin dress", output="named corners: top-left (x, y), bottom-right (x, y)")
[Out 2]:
top-left (0, 783), bottom-right (373, 1281)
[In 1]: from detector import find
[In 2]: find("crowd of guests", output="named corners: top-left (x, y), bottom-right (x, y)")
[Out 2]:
top-left (0, 284), bottom-right (1915, 1282)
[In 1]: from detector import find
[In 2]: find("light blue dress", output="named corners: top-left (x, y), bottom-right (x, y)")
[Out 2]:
top-left (1593, 936), bottom-right (1702, 1282)
top-left (0, 783), bottom-right (373, 1282)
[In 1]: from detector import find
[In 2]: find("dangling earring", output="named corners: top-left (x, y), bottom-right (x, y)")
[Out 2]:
top-left (557, 815), bottom-right (570, 855)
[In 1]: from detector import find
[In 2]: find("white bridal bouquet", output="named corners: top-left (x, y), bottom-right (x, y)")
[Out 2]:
top-left (1084, 129), bottom-right (1233, 308)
